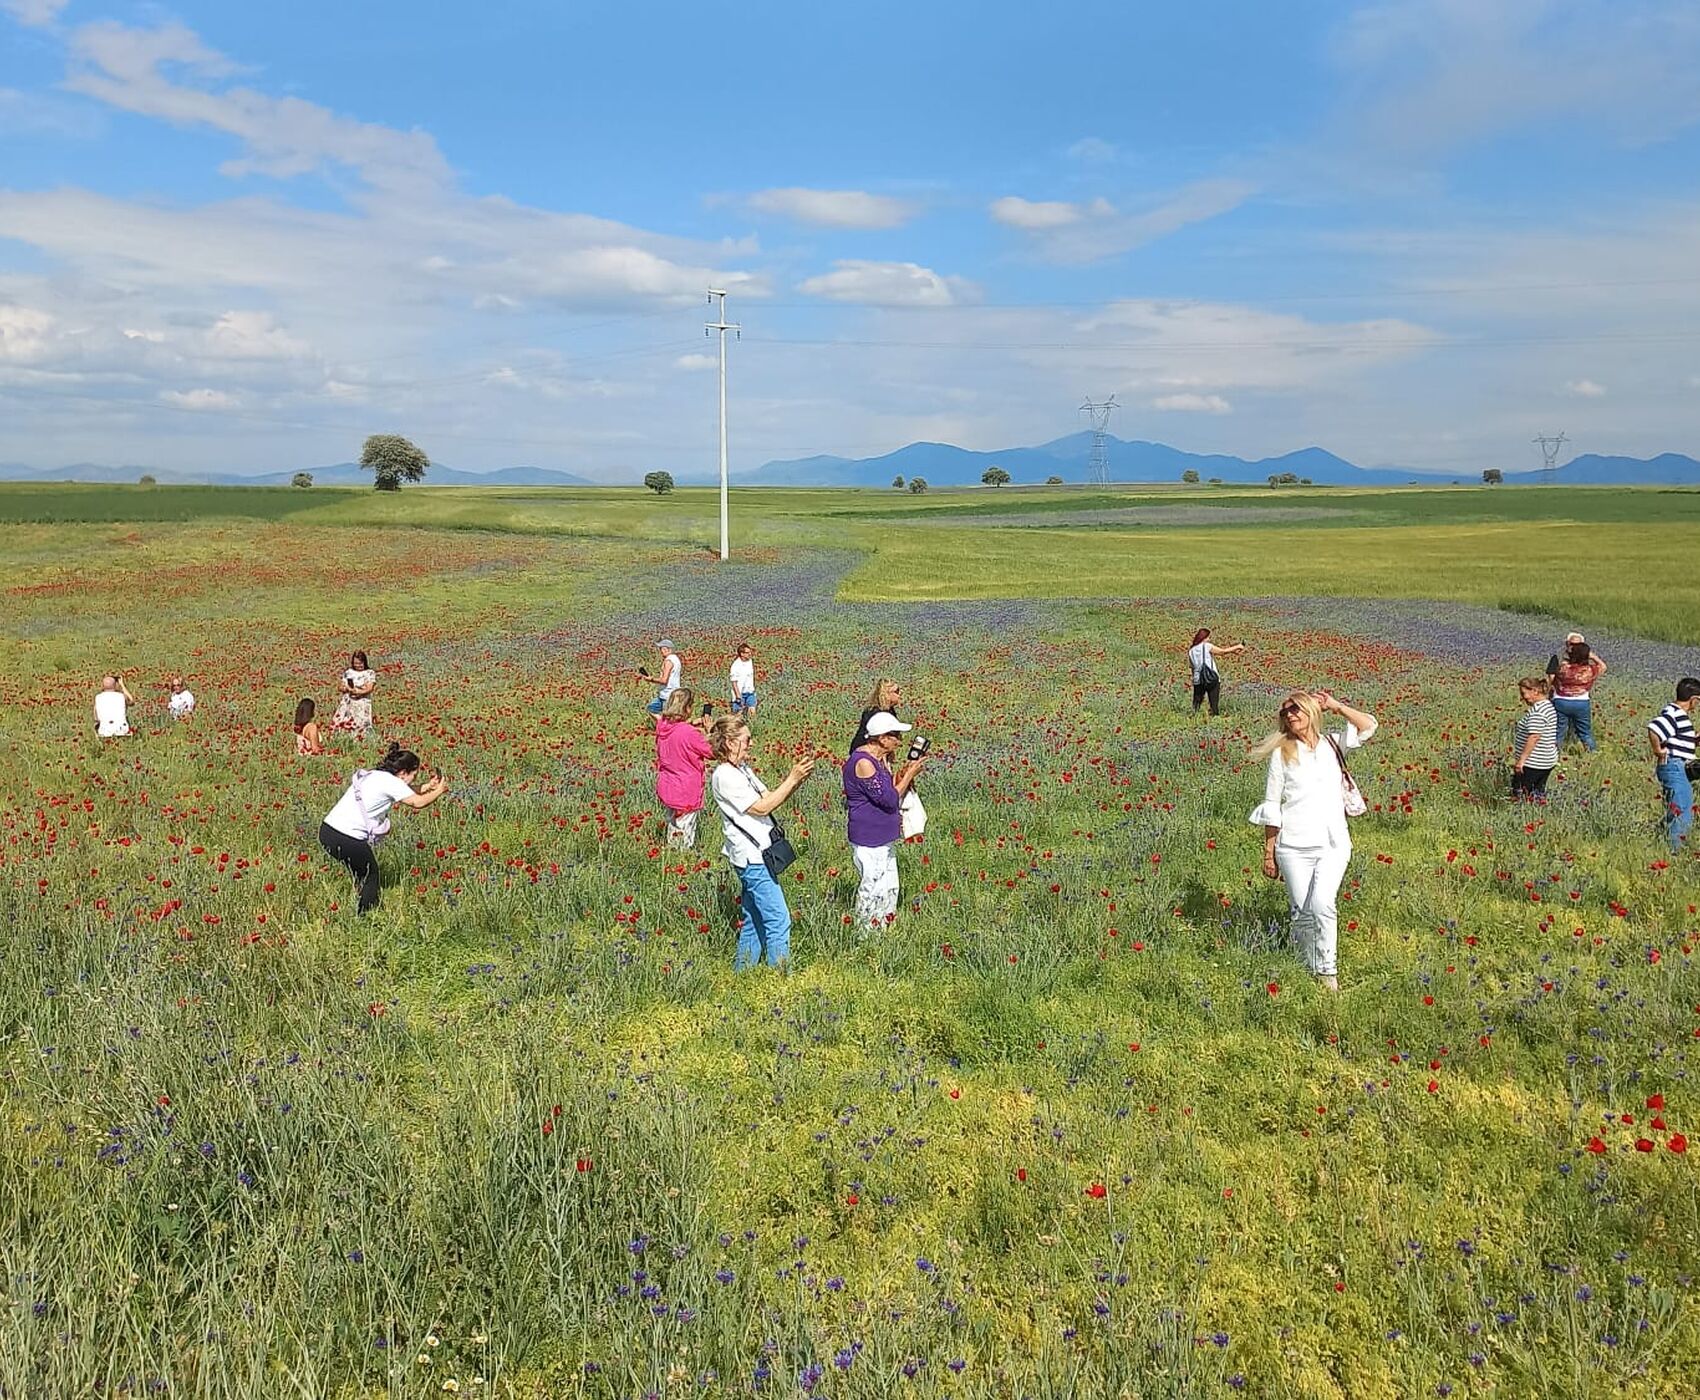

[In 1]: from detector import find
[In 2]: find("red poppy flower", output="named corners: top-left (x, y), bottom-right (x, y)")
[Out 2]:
top-left (1585, 1137), bottom-right (1606, 1154)
top-left (1085, 1182), bottom-right (1106, 1199)
top-left (1635, 1138), bottom-right (1655, 1153)
top-left (1669, 1134), bottom-right (1688, 1154)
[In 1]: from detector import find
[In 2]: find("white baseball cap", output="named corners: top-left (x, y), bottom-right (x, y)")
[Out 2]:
top-left (656, 638), bottom-right (675, 649)
top-left (864, 711), bottom-right (911, 738)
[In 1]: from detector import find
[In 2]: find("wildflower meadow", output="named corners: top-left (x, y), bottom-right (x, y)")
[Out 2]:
top-left (3, 484), bottom-right (1697, 1399)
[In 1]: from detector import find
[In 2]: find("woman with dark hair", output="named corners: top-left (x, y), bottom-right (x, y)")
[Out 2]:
top-left (293, 698), bottom-right (324, 756)
top-left (332, 651), bottom-right (377, 737)
top-left (1187, 628), bottom-right (1245, 717)
top-left (1550, 635), bottom-right (1606, 752)
top-left (319, 742), bottom-right (446, 913)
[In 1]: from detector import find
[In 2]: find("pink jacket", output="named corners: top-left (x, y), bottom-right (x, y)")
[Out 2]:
top-left (655, 718), bottom-right (712, 813)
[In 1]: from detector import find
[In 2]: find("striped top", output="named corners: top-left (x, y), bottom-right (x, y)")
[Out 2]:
top-left (1649, 704), bottom-right (1697, 763)
top-left (1514, 699), bottom-right (1559, 769)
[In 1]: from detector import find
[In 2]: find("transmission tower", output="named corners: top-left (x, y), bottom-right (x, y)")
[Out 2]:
top-left (1080, 395), bottom-right (1118, 487)
top-left (1532, 431), bottom-right (1569, 479)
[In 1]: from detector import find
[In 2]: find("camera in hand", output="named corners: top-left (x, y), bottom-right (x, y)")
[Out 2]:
top-left (638, 665), bottom-right (651, 678)
top-left (907, 734), bottom-right (930, 762)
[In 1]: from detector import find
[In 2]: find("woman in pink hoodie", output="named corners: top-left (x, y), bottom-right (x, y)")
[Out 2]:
top-left (654, 688), bottom-right (714, 849)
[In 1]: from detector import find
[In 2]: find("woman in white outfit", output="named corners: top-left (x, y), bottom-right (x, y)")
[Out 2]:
top-left (1250, 689), bottom-right (1377, 991)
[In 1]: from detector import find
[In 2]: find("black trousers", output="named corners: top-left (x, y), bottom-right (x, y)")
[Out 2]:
top-left (1192, 680), bottom-right (1221, 715)
top-left (1511, 766), bottom-right (1552, 799)
top-left (320, 822), bottom-right (382, 913)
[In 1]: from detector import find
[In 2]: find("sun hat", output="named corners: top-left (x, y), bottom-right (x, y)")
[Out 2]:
top-left (864, 711), bottom-right (912, 738)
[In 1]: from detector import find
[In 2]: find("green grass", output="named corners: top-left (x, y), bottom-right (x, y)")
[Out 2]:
top-left (1, 491), bottom-right (1697, 1398)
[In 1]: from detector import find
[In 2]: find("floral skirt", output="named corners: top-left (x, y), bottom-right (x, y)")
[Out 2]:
top-left (332, 695), bottom-right (373, 735)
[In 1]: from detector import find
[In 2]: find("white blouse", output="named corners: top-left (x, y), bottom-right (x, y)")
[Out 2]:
top-left (1249, 718), bottom-right (1376, 850)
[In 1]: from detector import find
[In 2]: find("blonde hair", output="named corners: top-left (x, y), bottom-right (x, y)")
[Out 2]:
top-left (659, 687), bottom-right (695, 721)
top-left (708, 713), bottom-right (750, 761)
top-left (867, 677), bottom-right (900, 711)
top-left (1251, 691), bottom-right (1324, 765)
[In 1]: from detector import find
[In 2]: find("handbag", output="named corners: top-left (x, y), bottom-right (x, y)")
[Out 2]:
top-left (1327, 737), bottom-right (1368, 818)
top-left (900, 787), bottom-right (927, 838)
top-left (1194, 646), bottom-right (1219, 688)
top-left (1685, 760), bottom-right (1700, 782)
top-left (724, 802), bottom-right (798, 879)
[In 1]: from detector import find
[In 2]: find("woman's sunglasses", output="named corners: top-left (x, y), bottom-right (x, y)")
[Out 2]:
top-left (1280, 703), bottom-right (1303, 718)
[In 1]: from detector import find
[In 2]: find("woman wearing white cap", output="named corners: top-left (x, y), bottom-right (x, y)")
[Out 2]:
top-left (843, 711), bottom-right (928, 929)
top-left (637, 639), bottom-right (683, 715)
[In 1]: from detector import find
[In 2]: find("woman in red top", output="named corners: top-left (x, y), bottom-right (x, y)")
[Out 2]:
top-left (654, 688), bottom-right (714, 849)
top-left (1549, 634), bottom-right (1606, 752)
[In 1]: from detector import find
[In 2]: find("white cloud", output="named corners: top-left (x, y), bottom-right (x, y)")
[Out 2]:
top-left (1, 0), bottom-right (68, 27)
top-left (1564, 378), bottom-right (1607, 398)
top-left (1152, 392), bottom-right (1233, 414)
top-left (1332, 0), bottom-right (1700, 153)
top-left (991, 179), bottom-right (1256, 264)
top-left (160, 387), bottom-right (239, 411)
top-left (0, 87), bottom-right (100, 137)
top-left (747, 187), bottom-right (916, 229)
top-left (798, 259), bottom-right (979, 307)
top-left (674, 352), bottom-right (716, 371)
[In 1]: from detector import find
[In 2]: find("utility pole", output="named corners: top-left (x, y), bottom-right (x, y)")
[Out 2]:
top-left (1532, 431), bottom-right (1568, 480)
top-left (1080, 395), bottom-right (1118, 487)
top-left (706, 289), bottom-right (740, 561)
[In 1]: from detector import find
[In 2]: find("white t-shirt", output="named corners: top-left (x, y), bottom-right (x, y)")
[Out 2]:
top-left (1188, 642), bottom-right (1217, 684)
top-left (711, 762), bottom-right (772, 867)
top-left (1250, 720), bottom-right (1376, 850)
top-left (323, 769), bottom-right (414, 843)
top-left (658, 653), bottom-right (681, 696)
top-left (95, 690), bottom-right (130, 737)
top-left (169, 689), bottom-right (195, 718)
top-left (730, 657), bottom-right (755, 695)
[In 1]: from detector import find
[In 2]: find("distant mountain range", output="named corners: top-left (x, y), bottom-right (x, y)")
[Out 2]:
top-left (1, 438), bottom-right (1695, 488)
top-left (744, 433), bottom-right (1700, 488)
top-left (0, 461), bottom-right (593, 487)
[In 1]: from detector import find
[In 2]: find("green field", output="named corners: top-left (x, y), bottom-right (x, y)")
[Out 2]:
top-left (3, 482), bottom-right (1697, 1398)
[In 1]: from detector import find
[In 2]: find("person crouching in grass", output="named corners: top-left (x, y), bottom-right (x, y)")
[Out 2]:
top-left (319, 742), bottom-right (446, 914)
top-left (1511, 676), bottom-right (1559, 800)
top-left (843, 711), bottom-right (927, 930)
top-left (654, 687), bottom-right (713, 849)
top-left (709, 714), bottom-right (814, 970)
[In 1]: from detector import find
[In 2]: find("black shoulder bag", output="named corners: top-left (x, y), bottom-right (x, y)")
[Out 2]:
top-left (724, 804), bottom-right (798, 878)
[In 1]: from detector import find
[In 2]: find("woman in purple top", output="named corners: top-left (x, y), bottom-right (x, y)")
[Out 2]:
top-left (843, 711), bottom-right (927, 929)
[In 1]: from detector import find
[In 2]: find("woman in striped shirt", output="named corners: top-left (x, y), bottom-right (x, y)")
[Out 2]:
top-left (1511, 676), bottom-right (1559, 800)
top-left (1648, 678), bottom-right (1700, 850)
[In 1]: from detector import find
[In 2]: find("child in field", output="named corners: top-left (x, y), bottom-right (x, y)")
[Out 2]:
top-left (294, 698), bottom-right (324, 755)
top-left (654, 688), bottom-right (713, 849)
top-left (1511, 677), bottom-right (1558, 800)
top-left (95, 673), bottom-right (133, 737)
top-left (320, 743), bottom-right (446, 913)
top-left (167, 675), bottom-right (195, 719)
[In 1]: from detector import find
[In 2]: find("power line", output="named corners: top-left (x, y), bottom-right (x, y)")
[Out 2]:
top-left (1080, 396), bottom-right (1118, 487)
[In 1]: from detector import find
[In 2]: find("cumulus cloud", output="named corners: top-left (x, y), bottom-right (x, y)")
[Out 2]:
top-left (990, 179), bottom-right (1256, 263)
top-left (1, 0), bottom-right (68, 26)
top-left (1152, 392), bottom-right (1232, 414)
top-left (798, 260), bottom-right (979, 307)
top-left (747, 187), bottom-right (916, 229)
top-left (160, 387), bottom-right (239, 411)
top-left (1564, 378), bottom-right (1607, 398)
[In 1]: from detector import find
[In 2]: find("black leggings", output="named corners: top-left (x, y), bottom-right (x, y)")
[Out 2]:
top-left (1511, 766), bottom-right (1552, 800)
top-left (320, 822), bottom-right (382, 913)
top-left (1192, 680), bottom-right (1221, 715)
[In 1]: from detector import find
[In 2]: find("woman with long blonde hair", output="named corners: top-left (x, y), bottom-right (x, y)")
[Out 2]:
top-left (850, 677), bottom-right (902, 753)
top-left (1250, 688), bottom-right (1378, 990)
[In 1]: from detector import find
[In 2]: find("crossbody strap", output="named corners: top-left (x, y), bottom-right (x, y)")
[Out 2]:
top-left (721, 771), bottom-right (780, 851)
top-left (1326, 736), bottom-right (1356, 787)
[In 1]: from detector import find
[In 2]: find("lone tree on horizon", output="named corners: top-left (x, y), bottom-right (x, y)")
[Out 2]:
top-left (643, 471), bottom-right (675, 495)
top-left (892, 475), bottom-right (905, 489)
top-left (1181, 469), bottom-right (1200, 484)
top-left (908, 477), bottom-right (928, 494)
top-left (1482, 468), bottom-right (1503, 485)
top-left (291, 472), bottom-right (313, 488)
top-left (360, 434), bottom-right (429, 491)
top-left (981, 466), bottom-right (1011, 488)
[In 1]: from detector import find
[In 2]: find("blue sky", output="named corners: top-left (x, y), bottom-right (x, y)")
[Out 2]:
top-left (2, 0), bottom-right (1699, 478)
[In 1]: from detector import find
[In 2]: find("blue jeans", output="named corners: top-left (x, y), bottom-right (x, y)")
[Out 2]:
top-left (1552, 695), bottom-right (1594, 751)
top-left (733, 860), bottom-right (791, 969)
top-left (1657, 759), bottom-right (1694, 849)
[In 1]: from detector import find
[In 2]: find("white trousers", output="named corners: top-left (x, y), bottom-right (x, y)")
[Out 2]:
top-left (665, 808), bottom-right (699, 850)
top-left (852, 843), bottom-right (900, 927)
top-left (1275, 843), bottom-right (1352, 976)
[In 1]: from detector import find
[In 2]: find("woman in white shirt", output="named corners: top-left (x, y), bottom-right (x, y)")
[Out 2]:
top-left (95, 674), bottom-right (133, 737)
top-left (319, 742), bottom-right (446, 913)
top-left (1249, 689), bottom-right (1378, 991)
top-left (1187, 627), bottom-right (1245, 717)
top-left (333, 651), bottom-right (377, 737)
top-left (708, 714), bottom-right (814, 969)
top-left (167, 675), bottom-right (195, 720)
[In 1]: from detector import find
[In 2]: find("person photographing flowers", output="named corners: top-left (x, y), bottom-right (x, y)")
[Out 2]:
top-left (709, 715), bottom-right (814, 970)
top-left (1250, 689), bottom-right (1378, 991)
top-left (843, 711), bottom-right (927, 929)
top-left (319, 742), bottom-right (446, 914)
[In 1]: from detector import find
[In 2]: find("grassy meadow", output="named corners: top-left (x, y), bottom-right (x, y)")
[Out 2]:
top-left (2, 480), bottom-right (1698, 1398)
